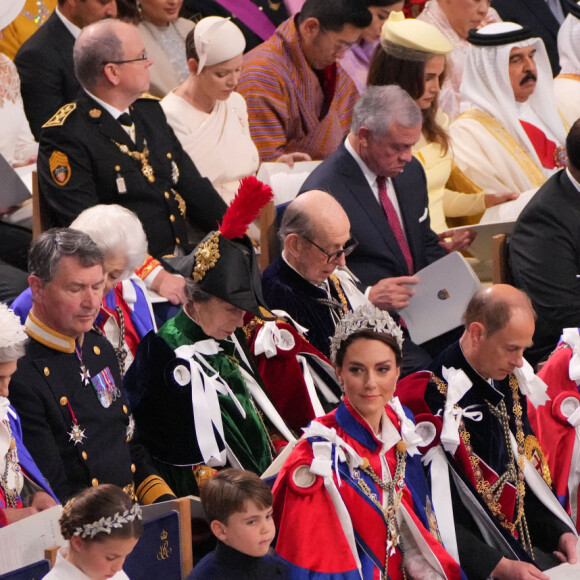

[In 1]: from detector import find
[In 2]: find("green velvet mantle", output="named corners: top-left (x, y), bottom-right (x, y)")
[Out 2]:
top-left (159, 309), bottom-right (273, 476)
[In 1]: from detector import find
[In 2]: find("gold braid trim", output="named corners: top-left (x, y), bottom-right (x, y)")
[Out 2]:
top-left (328, 274), bottom-right (349, 315)
top-left (455, 109), bottom-right (546, 188)
top-left (136, 475), bottom-right (174, 505)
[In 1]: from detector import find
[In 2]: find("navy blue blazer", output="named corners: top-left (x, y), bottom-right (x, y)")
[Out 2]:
top-left (299, 142), bottom-right (446, 288)
top-left (15, 11), bottom-right (81, 139)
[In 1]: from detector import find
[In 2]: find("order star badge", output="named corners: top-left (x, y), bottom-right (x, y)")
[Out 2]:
top-left (80, 364), bottom-right (91, 386)
top-left (68, 422), bottom-right (86, 445)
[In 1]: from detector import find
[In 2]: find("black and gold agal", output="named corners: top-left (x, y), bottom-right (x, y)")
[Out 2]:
top-left (163, 176), bottom-right (276, 320)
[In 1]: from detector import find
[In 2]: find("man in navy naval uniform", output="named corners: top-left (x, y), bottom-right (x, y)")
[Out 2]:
top-left (9, 228), bottom-right (175, 504)
top-left (37, 18), bottom-right (227, 305)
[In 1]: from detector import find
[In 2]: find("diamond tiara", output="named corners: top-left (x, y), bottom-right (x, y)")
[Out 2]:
top-left (73, 503), bottom-right (142, 539)
top-left (329, 304), bottom-right (404, 363)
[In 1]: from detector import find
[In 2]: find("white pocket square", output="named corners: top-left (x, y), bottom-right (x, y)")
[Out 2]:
top-left (418, 207), bottom-right (428, 222)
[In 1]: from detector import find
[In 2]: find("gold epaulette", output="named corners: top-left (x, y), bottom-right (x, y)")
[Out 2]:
top-left (138, 92), bottom-right (160, 101)
top-left (42, 103), bottom-right (77, 128)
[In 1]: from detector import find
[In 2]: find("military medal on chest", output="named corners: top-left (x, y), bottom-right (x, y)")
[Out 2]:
top-left (90, 367), bottom-right (121, 408)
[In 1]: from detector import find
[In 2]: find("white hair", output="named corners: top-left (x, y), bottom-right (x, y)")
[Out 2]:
top-left (70, 205), bottom-right (148, 280)
top-left (0, 304), bottom-right (27, 363)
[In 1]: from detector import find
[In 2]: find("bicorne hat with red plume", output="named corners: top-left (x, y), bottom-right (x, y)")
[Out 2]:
top-left (162, 176), bottom-right (275, 319)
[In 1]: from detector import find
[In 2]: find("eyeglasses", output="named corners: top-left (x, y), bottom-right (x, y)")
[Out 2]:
top-left (302, 235), bottom-right (359, 264)
top-left (103, 51), bottom-right (148, 65)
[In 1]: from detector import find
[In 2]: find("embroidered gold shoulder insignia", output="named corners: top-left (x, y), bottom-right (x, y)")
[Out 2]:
top-left (42, 103), bottom-right (77, 128)
top-left (138, 92), bottom-right (160, 100)
top-left (49, 150), bottom-right (71, 186)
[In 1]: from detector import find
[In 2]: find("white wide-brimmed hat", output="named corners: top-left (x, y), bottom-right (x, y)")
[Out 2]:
top-left (0, 0), bottom-right (26, 31)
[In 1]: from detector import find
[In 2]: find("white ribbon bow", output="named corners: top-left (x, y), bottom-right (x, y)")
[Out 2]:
top-left (513, 358), bottom-right (550, 408)
top-left (389, 397), bottom-right (422, 456)
top-left (253, 321), bottom-right (296, 358)
top-left (440, 366), bottom-right (475, 454)
top-left (0, 396), bottom-right (9, 423)
top-left (562, 328), bottom-right (580, 383)
top-left (175, 340), bottom-right (246, 466)
top-left (303, 422), bottom-right (363, 485)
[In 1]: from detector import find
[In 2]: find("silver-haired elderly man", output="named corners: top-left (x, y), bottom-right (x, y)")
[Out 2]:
top-left (37, 18), bottom-right (227, 307)
top-left (8, 228), bottom-right (175, 505)
top-left (263, 189), bottom-right (442, 378)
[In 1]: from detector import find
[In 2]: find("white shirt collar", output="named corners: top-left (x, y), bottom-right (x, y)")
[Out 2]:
top-left (345, 135), bottom-right (378, 191)
top-left (55, 6), bottom-right (82, 40)
top-left (84, 89), bottom-right (130, 120)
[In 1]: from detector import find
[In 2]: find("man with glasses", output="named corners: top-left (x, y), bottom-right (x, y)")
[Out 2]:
top-left (37, 19), bottom-right (227, 306)
top-left (262, 189), bottom-right (434, 376)
top-left (237, 0), bottom-right (371, 163)
top-left (16, 0), bottom-right (118, 139)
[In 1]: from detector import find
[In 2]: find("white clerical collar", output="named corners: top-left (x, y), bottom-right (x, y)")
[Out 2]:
top-left (84, 90), bottom-right (130, 121)
top-left (25, 312), bottom-right (76, 353)
top-left (55, 6), bottom-right (82, 40)
top-left (345, 135), bottom-right (379, 191)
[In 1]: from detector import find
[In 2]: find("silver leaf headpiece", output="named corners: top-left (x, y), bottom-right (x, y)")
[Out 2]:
top-left (330, 304), bottom-right (404, 363)
top-left (73, 503), bottom-right (142, 539)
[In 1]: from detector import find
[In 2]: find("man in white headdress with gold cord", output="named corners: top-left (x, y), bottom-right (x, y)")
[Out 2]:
top-left (450, 22), bottom-right (568, 195)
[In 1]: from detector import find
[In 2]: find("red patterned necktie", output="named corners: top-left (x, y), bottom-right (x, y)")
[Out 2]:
top-left (377, 175), bottom-right (414, 275)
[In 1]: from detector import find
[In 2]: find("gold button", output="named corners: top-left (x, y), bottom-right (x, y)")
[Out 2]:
top-left (44, 367), bottom-right (50, 376)
top-left (175, 237), bottom-right (180, 245)
top-left (131, 463), bottom-right (136, 473)
top-left (82, 451), bottom-right (88, 460)
top-left (169, 214), bottom-right (175, 222)
top-left (60, 396), bottom-right (68, 406)
top-left (93, 346), bottom-right (100, 355)
top-left (115, 165), bottom-right (121, 171)
top-left (164, 191), bottom-right (170, 199)
top-left (122, 405), bottom-right (128, 414)
top-left (166, 153), bottom-right (172, 159)
top-left (92, 478), bottom-right (99, 486)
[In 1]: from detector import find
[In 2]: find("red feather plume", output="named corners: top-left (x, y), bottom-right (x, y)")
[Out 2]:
top-left (219, 176), bottom-right (274, 240)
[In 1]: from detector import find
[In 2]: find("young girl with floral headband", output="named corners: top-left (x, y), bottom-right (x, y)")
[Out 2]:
top-left (44, 484), bottom-right (143, 580)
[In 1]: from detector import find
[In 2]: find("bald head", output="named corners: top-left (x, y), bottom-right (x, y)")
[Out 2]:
top-left (461, 285), bottom-right (536, 380)
top-left (281, 191), bottom-right (352, 285)
top-left (464, 284), bottom-right (535, 336)
top-left (74, 19), bottom-right (126, 91)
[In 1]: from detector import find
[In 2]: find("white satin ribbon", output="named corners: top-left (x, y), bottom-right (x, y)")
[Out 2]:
top-left (175, 340), bottom-right (246, 466)
top-left (303, 421), bottom-right (363, 484)
top-left (309, 440), bottom-right (363, 578)
top-left (296, 355), bottom-right (326, 417)
top-left (0, 396), bottom-right (9, 422)
top-left (253, 321), bottom-right (296, 358)
top-left (440, 367), bottom-right (474, 455)
top-left (562, 328), bottom-right (580, 383)
top-left (513, 358), bottom-right (550, 408)
top-left (388, 397), bottom-right (421, 456)
top-left (422, 445), bottom-right (460, 564)
top-left (270, 310), bottom-right (310, 336)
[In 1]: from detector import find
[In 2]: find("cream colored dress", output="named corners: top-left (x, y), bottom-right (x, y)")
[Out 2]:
top-left (0, 54), bottom-right (37, 165)
top-left (161, 91), bottom-right (260, 207)
top-left (413, 110), bottom-right (485, 232)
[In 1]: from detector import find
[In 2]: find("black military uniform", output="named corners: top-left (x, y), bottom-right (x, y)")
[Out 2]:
top-left (9, 315), bottom-right (175, 504)
top-left (15, 11), bottom-right (80, 140)
top-left (38, 92), bottom-right (227, 258)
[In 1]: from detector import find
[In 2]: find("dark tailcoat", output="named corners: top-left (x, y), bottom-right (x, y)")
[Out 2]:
top-left (299, 142), bottom-right (446, 288)
top-left (509, 170), bottom-right (580, 366)
top-left (14, 11), bottom-right (80, 139)
top-left (38, 92), bottom-right (227, 258)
